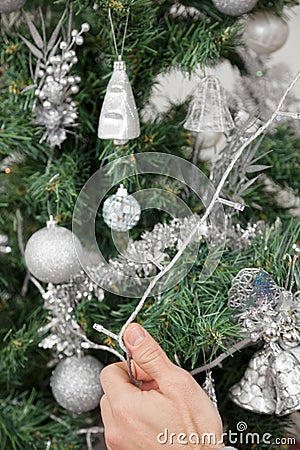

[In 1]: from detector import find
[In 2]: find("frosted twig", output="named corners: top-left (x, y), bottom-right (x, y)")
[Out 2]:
top-left (93, 323), bottom-right (119, 341)
top-left (190, 337), bottom-right (252, 375)
top-left (67, 325), bottom-right (124, 361)
top-left (276, 111), bottom-right (300, 120)
top-left (78, 426), bottom-right (104, 450)
top-left (81, 340), bottom-right (124, 361)
top-left (116, 69), bottom-right (300, 353)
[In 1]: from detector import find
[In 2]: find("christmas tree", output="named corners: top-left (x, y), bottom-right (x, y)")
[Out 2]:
top-left (1, 0), bottom-right (300, 449)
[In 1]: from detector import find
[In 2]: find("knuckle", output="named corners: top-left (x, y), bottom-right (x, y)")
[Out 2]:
top-left (168, 367), bottom-right (194, 394)
top-left (111, 398), bottom-right (128, 420)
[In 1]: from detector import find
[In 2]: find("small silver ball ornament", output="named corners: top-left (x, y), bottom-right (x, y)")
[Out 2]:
top-left (103, 184), bottom-right (141, 232)
top-left (0, 0), bottom-right (25, 13)
top-left (212, 0), bottom-right (258, 16)
top-left (245, 11), bottom-right (289, 55)
top-left (50, 355), bottom-right (103, 413)
top-left (24, 217), bottom-right (83, 284)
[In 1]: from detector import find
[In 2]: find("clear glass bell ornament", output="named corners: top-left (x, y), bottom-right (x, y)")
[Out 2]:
top-left (98, 60), bottom-right (140, 145)
top-left (184, 75), bottom-right (235, 133)
top-left (102, 184), bottom-right (141, 232)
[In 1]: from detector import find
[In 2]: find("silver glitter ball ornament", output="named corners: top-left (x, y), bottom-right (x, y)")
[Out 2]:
top-left (24, 217), bottom-right (83, 284)
top-left (245, 11), bottom-right (289, 55)
top-left (50, 355), bottom-right (103, 413)
top-left (0, 0), bottom-right (25, 13)
top-left (98, 60), bottom-right (140, 145)
top-left (103, 184), bottom-right (141, 232)
top-left (212, 0), bottom-right (257, 16)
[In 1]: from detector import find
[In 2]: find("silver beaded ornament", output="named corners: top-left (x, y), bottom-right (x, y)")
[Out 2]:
top-left (228, 266), bottom-right (300, 415)
top-left (50, 355), bottom-right (103, 413)
top-left (24, 217), bottom-right (83, 284)
top-left (212, 0), bottom-right (258, 17)
top-left (184, 76), bottom-right (234, 133)
top-left (0, 0), bottom-right (25, 13)
top-left (98, 60), bottom-right (140, 145)
top-left (22, 10), bottom-right (90, 147)
top-left (103, 184), bottom-right (141, 232)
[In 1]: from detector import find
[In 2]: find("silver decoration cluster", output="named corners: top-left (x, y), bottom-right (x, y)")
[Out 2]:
top-left (212, 0), bottom-right (258, 17)
top-left (228, 267), bottom-right (300, 415)
top-left (0, 0), bottom-right (25, 13)
top-left (87, 215), bottom-right (208, 291)
top-left (184, 76), bottom-right (235, 133)
top-left (23, 11), bottom-right (90, 147)
top-left (24, 217), bottom-right (83, 284)
top-left (50, 355), bottom-right (103, 413)
top-left (39, 273), bottom-right (104, 358)
top-left (103, 184), bottom-right (141, 232)
top-left (98, 60), bottom-right (140, 145)
top-left (87, 216), bottom-right (267, 294)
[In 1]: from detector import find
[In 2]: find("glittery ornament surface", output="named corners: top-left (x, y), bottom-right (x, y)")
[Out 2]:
top-left (245, 11), bottom-right (289, 55)
top-left (228, 267), bottom-right (300, 415)
top-left (103, 185), bottom-right (141, 232)
top-left (25, 223), bottom-right (83, 284)
top-left (50, 355), bottom-right (103, 413)
top-left (230, 345), bottom-right (300, 415)
top-left (184, 76), bottom-right (234, 133)
top-left (212, 0), bottom-right (258, 16)
top-left (98, 60), bottom-right (140, 145)
top-left (228, 268), bottom-right (280, 310)
top-left (0, 0), bottom-right (25, 13)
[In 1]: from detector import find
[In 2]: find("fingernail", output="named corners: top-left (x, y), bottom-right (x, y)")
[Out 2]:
top-left (126, 325), bottom-right (146, 347)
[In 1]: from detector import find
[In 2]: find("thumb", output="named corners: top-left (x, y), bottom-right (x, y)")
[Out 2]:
top-left (124, 323), bottom-right (174, 385)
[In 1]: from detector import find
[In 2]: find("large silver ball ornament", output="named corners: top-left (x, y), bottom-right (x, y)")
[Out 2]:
top-left (212, 0), bottom-right (258, 17)
top-left (245, 11), bottom-right (289, 55)
top-left (0, 0), bottom-right (25, 13)
top-left (50, 355), bottom-right (103, 413)
top-left (24, 219), bottom-right (83, 284)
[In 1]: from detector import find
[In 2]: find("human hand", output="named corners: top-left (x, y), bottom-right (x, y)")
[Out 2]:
top-left (100, 323), bottom-right (224, 450)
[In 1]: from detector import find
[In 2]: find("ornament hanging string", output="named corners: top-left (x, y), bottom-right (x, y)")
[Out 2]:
top-left (46, 173), bottom-right (60, 222)
top-left (108, 7), bottom-right (130, 60)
